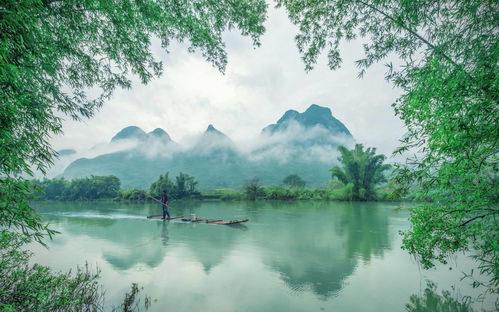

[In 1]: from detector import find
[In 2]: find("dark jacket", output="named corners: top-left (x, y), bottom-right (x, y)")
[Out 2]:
top-left (161, 193), bottom-right (169, 205)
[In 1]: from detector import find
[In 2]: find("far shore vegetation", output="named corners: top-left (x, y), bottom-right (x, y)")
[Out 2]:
top-left (33, 144), bottom-right (415, 202)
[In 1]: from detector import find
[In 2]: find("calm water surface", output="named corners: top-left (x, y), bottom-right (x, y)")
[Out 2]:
top-left (31, 201), bottom-right (496, 311)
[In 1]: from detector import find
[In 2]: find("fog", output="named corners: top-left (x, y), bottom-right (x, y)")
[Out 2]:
top-left (50, 5), bottom-right (405, 167)
top-left (42, 119), bottom-right (360, 179)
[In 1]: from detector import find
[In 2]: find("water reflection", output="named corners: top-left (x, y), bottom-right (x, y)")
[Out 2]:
top-left (226, 223), bottom-right (248, 231)
top-left (102, 222), bottom-right (166, 270)
top-left (161, 221), bottom-right (169, 247)
top-left (339, 203), bottom-right (391, 261)
top-left (31, 200), bottom-right (495, 311)
top-left (37, 201), bottom-right (168, 270)
top-left (405, 281), bottom-right (475, 312)
top-left (34, 200), bottom-right (394, 299)
top-left (245, 201), bottom-right (392, 299)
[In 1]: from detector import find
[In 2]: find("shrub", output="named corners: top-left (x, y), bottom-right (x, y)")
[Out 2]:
top-left (118, 188), bottom-right (148, 201)
top-left (0, 230), bottom-right (150, 311)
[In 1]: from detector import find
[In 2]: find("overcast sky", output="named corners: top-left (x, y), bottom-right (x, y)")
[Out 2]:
top-left (52, 5), bottom-right (405, 158)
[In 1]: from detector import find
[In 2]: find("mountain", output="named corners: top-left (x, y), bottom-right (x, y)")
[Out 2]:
top-left (148, 128), bottom-right (171, 141)
top-left (111, 126), bottom-right (148, 142)
top-left (61, 105), bottom-right (354, 189)
top-left (262, 104), bottom-right (352, 137)
top-left (198, 124), bottom-right (233, 146)
top-left (57, 149), bottom-right (76, 156)
top-left (189, 124), bottom-right (235, 156)
top-left (254, 104), bottom-right (355, 161)
top-left (205, 124), bottom-right (225, 136)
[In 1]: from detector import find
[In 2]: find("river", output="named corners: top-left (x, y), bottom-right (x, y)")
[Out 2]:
top-left (31, 200), bottom-right (496, 311)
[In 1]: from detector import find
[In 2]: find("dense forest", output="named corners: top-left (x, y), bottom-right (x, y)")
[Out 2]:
top-left (33, 172), bottom-right (200, 201)
top-left (33, 176), bottom-right (121, 200)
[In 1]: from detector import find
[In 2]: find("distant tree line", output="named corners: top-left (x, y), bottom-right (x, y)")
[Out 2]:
top-left (119, 172), bottom-right (200, 201)
top-left (34, 172), bottom-right (201, 201)
top-left (33, 176), bottom-right (120, 200)
top-left (227, 144), bottom-right (393, 201)
top-left (213, 180), bottom-right (398, 202)
top-left (34, 145), bottom-right (394, 202)
top-left (282, 174), bottom-right (306, 188)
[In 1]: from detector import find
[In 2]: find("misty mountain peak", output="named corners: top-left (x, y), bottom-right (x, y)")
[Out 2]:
top-left (62, 106), bottom-right (353, 189)
top-left (277, 109), bottom-right (300, 124)
top-left (300, 104), bottom-right (337, 129)
top-left (205, 124), bottom-right (225, 136)
top-left (305, 104), bottom-right (331, 115)
top-left (201, 124), bottom-right (232, 144)
top-left (185, 124), bottom-right (235, 156)
top-left (148, 128), bottom-right (172, 141)
top-left (111, 126), bottom-right (148, 142)
top-left (262, 104), bottom-right (352, 137)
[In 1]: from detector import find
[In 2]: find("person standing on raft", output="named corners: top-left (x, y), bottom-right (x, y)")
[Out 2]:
top-left (161, 191), bottom-right (170, 220)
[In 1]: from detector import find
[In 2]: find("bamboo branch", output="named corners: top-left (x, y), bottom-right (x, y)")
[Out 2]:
top-left (459, 215), bottom-right (486, 227)
top-left (356, 0), bottom-right (473, 80)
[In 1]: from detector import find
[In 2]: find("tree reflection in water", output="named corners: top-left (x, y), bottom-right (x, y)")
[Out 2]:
top-left (406, 281), bottom-right (475, 312)
top-left (250, 201), bottom-right (392, 299)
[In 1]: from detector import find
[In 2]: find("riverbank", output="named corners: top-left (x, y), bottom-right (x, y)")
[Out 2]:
top-left (33, 175), bottom-right (417, 202)
top-left (116, 185), bottom-right (412, 202)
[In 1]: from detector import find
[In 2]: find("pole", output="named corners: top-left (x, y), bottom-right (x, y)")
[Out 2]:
top-left (147, 195), bottom-right (164, 205)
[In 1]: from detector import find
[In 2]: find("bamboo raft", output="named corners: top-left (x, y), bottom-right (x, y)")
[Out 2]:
top-left (146, 215), bottom-right (249, 225)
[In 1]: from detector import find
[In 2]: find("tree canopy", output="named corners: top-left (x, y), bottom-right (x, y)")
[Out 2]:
top-left (244, 178), bottom-right (264, 201)
top-left (1, 0), bottom-right (267, 241)
top-left (149, 172), bottom-right (199, 199)
top-left (277, 0), bottom-right (498, 292)
top-left (331, 144), bottom-right (390, 201)
top-left (34, 176), bottom-right (120, 200)
top-left (282, 174), bottom-right (306, 188)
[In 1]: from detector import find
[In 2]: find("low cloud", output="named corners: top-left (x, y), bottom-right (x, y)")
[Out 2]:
top-left (43, 121), bottom-right (356, 179)
top-left (239, 121), bottom-right (354, 164)
top-left (50, 6), bottom-right (405, 165)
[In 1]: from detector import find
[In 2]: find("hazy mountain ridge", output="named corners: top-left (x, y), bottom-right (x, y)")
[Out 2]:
top-left (61, 105), bottom-right (355, 189)
top-left (262, 104), bottom-right (351, 137)
top-left (57, 149), bottom-right (76, 156)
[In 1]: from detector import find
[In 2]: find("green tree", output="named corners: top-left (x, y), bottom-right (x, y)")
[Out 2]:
top-left (244, 177), bottom-right (265, 201)
top-left (93, 175), bottom-right (121, 198)
top-left (149, 172), bottom-right (200, 199)
top-left (330, 144), bottom-right (390, 201)
top-left (172, 172), bottom-right (199, 199)
top-left (149, 173), bottom-right (175, 199)
top-left (118, 188), bottom-right (148, 201)
top-left (277, 0), bottom-right (498, 292)
top-left (63, 175), bottom-right (120, 200)
top-left (282, 174), bottom-right (306, 188)
top-left (34, 178), bottom-right (68, 200)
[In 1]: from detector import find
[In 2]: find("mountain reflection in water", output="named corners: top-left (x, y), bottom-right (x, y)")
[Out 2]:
top-left (32, 200), bottom-right (493, 312)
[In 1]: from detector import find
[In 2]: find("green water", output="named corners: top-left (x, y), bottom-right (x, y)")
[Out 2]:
top-left (31, 201), bottom-right (496, 311)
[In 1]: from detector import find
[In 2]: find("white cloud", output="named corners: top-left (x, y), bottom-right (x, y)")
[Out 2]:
top-left (50, 5), bottom-right (405, 162)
